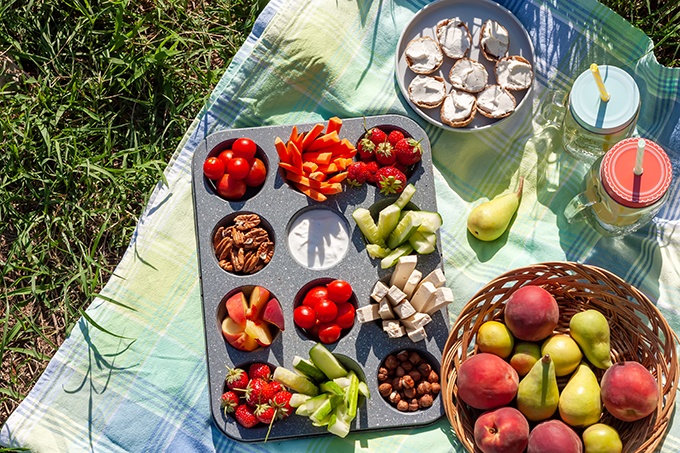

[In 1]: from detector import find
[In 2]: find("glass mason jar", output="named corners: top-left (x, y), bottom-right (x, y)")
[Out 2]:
top-left (564, 138), bottom-right (673, 237)
top-left (562, 65), bottom-right (640, 165)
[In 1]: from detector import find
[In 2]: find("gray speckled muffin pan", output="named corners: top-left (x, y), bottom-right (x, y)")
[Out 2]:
top-left (191, 114), bottom-right (448, 442)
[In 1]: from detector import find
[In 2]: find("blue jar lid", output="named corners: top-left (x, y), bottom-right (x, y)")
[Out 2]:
top-left (569, 65), bottom-right (640, 134)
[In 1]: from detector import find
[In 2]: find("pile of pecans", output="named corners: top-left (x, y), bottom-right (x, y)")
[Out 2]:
top-left (377, 349), bottom-right (440, 412)
top-left (213, 214), bottom-right (274, 274)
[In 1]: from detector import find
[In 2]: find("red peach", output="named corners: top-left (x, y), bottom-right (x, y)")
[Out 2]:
top-left (503, 285), bottom-right (559, 342)
top-left (474, 407), bottom-right (530, 453)
top-left (528, 420), bottom-right (583, 453)
top-left (601, 361), bottom-right (659, 422)
top-left (457, 353), bottom-right (519, 410)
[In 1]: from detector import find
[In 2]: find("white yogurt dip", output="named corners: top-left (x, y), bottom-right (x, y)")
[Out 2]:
top-left (287, 208), bottom-right (349, 270)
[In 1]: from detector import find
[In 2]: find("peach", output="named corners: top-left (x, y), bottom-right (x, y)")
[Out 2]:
top-left (225, 292), bottom-right (248, 327)
top-left (221, 317), bottom-right (258, 351)
top-left (262, 297), bottom-right (285, 331)
top-left (458, 353), bottom-right (519, 410)
top-left (247, 285), bottom-right (270, 321)
top-left (503, 285), bottom-right (559, 342)
top-left (527, 420), bottom-right (583, 453)
top-left (601, 361), bottom-right (659, 422)
top-left (474, 407), bottom-right (529, 453)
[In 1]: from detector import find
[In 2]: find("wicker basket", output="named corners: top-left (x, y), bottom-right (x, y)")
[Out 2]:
top-left (441, 262), bottom-right (679, 453)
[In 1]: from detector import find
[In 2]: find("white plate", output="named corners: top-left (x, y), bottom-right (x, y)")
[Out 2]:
top-left (395, 0), bottom-right (535, 132)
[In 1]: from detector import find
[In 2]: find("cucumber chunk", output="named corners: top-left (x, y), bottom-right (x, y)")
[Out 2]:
top-left (408, 230), bottom-right (437, 254)
top-left (320, 380), bottom-right (345, 396)
top-left (377, 204), bottom-right (401, 240)
top-left (327, 403), bottom-right (352, 438)
top-left (394, 183), bottom-right (416, 209)
top-left (412, 211), bottom-right (443, 233)
top-left (289, 393), bottom-right (312, 408)
top-left (352, 208), bottom-right (386, 246)
top-left (309, 343), bottom-right (348, 380)
top-left (293, 356), bottom-right (327, 383)
top-left (386, 211), bottom-right (421, 249)
top-left (272, 367), bottom-right (319, 396)
top-left (345, 371), bottom-right (360, 418)
top-left (380, 243), bottom-right (414, 269)
top-left (295, 394), bottom-right (328, 417)
top-left (358, 381), bottom-right (370, 399)
top-left (366, 243), bottom-right (392, 259)
top-left (310, 397), bottom-right (335, 424)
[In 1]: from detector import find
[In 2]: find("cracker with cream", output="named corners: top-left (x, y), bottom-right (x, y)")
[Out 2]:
top-left (435, 18), bottom-right (471, 60)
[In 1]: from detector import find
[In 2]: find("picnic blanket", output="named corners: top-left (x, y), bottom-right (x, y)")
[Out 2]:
top-left (3, 0), bottom-right (680, 451)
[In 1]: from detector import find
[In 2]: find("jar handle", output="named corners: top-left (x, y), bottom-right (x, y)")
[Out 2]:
top-left (564, 192), bottom-right (597, 224)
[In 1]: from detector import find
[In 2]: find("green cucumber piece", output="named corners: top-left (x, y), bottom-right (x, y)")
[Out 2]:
top-left (272, 367), bottom-right (319, 396)
top-left (380, 243), bottom-right (414, 269)
top-left (292, 356), bottom-right (327, 383)
top-left (358, 381), bottom-right (371, 399)
top-left (289, 393), bottom-right (312, 408)
top-left (408, 230), bottom-right (437, 254)
top-left (366, 243), bottom-right (392, 259)
top-left (352, 208), bottom-right (386, 246)
top-left (345, 371), bottom-right (360, 418)
top-left (386, 211), bottom-right (421, 249)
top-left (333, 376), bottom-right (351, 388)
top-left (310, 397), bottom-right (335, 424)
top-left (295, 393), bottom-right (328, 417)
top-left (320, 380), bottom-right (345, 396)
top-left (311, 412), bottom-right (332, 427)
top-left (327, 403), bottom-right (352, 438)
top-left (413, 211), bottom-right (443, 233)
top-left (377, 204), bottom-right (401, 240)
top-left (394, 183), bottom-right (416, 209)
top-left (309, 343), bottom-right (348, 380)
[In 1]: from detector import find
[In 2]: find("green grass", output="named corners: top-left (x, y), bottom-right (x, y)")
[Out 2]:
top-left (0, 0), bottom-right (677, 429)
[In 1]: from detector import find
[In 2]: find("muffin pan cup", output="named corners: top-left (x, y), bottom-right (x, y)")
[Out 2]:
top-left (191, 115), bottom-right (448, 442)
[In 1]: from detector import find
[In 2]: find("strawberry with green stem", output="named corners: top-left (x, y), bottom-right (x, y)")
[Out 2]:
top-left (249, 363), bottom-right (271, 381)
top-left (220, 391), bottom-right (240, 417)
top-left (234, 404), bottom-right (259, 428)
top-left (375, 166), bottom-right (407, 195)
top-left (225, 366), bottom-right (249, 391)
top-left (346, 161), bottom-right (368, 187)
top-left (395, 137), bottom-right (423, 166)
top-left (357, 136), bottom-right (376, 161)
top-left (375, 141), bottom-right (396, 166)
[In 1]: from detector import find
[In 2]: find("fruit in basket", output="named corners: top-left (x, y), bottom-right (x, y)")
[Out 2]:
top-left (600, 361), bottom-right (659, 422)
top-left (467, 178), bottom-right (523, 241)
top-left (517, 354), bottom-right (559, 421)
top-left (503, 285), bottom-right (559, 342)
top-left (527, 420), bottom-right (583, 453)
top-left (558, 362), bottom-right (602, 427)
top-left (509, 342), bottom-right (541, 376)
top-left (582, 423), bottom-right (622, 453)
top-left (569, 309), bottom-right (612, 370)
top-left (541, 334), bottom-right (583, 376)
top-left (457, 353), bottom-right (519, 410)
top-left (473, 406), bottom-right (529, 453)
top-left (477, 321), bottom-right (514, 358)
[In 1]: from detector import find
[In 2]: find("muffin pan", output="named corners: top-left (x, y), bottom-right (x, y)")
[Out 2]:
top-left (191, 115), bottom-right (448, 442)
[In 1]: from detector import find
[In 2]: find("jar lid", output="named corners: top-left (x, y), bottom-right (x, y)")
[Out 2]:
top-left (600, 138), bottom-right (672, 208)
top-left (569, 65), bottom-right (640, 134)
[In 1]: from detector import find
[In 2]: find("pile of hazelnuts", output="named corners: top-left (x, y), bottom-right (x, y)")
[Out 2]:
top-left (377, 349), bottom-right (440, 412)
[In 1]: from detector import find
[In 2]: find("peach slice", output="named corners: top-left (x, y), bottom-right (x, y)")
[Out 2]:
top-left (245, 319), bottom-right (273, 347)
top-left (247, 286), bottom-right (271, 321)
top-left (222, 317), bottom-right (258, 351)
top-left (262, 298), bottom-right (285, 331)
top-left (225, 292), bottom-right (248, 327)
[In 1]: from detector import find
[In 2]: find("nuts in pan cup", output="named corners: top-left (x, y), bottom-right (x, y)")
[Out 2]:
top-left (448, 58), bottom-right (489, 93)
top-left (495, 55), bottom-right (534, 91)
top-left (440, 90), bottom-right (477, 128)
top-left (213, 212), bottom-right (275, 275)
top-left (408, 75), bottom-right (447, 109)
top-left (435, 18), bottom-right (471, 60)
top-left (480, 19), bottom-right (510, 61)
top-left (377, 348), bottom-right (441, 412)
top-left (405, 36), bottom-right (444, 74)
top-left (476, 85), bottom-right (517, 119)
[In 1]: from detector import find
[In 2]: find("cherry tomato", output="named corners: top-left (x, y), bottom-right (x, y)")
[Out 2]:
top-left (317, 323), bottom-right (342, 344)
top-left (244, 158), bottom-right (267, 187)
top-left (216, 174), bottom-right (247, 200)
top-left (217, 149), bottom-right (234, 169)
top-left (203, 156), bottom-right (225, 180)
top-left (303, 286), bottom-right (328, 307)
top-left (232, 137), bottom-right (257, 162)
top-left (335, 303), bottom-right (355, 330)
top-left (227, 157), bottom-right (251, 180)
top-left (293, 305), bottom-right (316, 330)
top-left (308, 320), bottom-right (320, 339)
top-left (314, 299), bottom-right (338, 323)
top-left (326, 280), bottom-right (353, 303)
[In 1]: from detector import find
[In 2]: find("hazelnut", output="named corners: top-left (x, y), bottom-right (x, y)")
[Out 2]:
top-left (417, 381), bottom-right (432, 396)
top-left (431, 382), bottom-right (441, 394)
top-left (408, 370), bottom-right (422, 382)
top-left (389, 391), bottom-right (401, 404)
top-left (419, 393), bottom-right (434, 408)
top-left (397, 400), bottom-right (409, 412)
top-left (384, 355), bottom-right (398, 369)
top-left (418, 362), bottom-right (432, 376)
top-left (403, 387), bottom-right (417, 399)
top-left (378, 367), bottom-right (390, 382)
top-left (427, 370), bottom-right (439, 383)
top-left (392, 377), bottom-right (403, 390)
top-left (409, 351), bottom-right (422, 366)
top-left (379, 383), bottom-right (392, 397)
top-left (401, 375), bottom-right (415, 389)
top-left (395, 366), bottom-right (406, 377)
top-left (401, 361), bottom-right (413, 372)
top-left (408, 398), bottom-right (420, 411)
top-left (396, 350), bottom-right (410, 362)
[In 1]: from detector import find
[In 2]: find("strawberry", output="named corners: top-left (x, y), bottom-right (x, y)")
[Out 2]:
top-left (271, 390), bottom-right (293, 420)
top-left (255, 403), bottom-right (277, 425)
top-left (225, 366), bottom-right (249, 391)
top-left (357, 137), bottom-right (376, 161)
top-left (364, 161), bottom-right (380, 184)
top-left (268, 380), bottom-right (283, 395)
top-left (375, 142), bottom-right (396, 166)
top-left (387, 130), bottom-right (405, 147)
top-left (245, 377), bottom-right (268, 407)
top-left (346, 161), bottom-right (367, 187)
top-left (234, 403), bottom-right (259, 428)
top-left (367, 127), bottom-right (387, 146)
top-left (375, 166), bottom-right (407, 195)
top-left (220, 391), bottom-right (240, 416)
top-left (249, 363), bottom-right (271, 381)
top-left (393, 161), bottom-right (410, 176)
top-left (395, 137), bottom-right (423, 166)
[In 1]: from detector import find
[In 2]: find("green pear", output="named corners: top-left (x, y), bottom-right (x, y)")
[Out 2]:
top-left (558, 362), bottom-right (602, 427)
top-left (516, 354), bottom-right (559, 421)
top-left (582, 423), bottom-right (623, 453)
top-left (569, 309), bottom-right (612, 369)
top-left (467, 178), bottom-right (524, 241)
top-left (541, 334), bottom-right (583, 376)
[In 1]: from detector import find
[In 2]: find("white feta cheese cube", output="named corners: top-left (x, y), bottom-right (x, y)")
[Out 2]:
top-left (386, 285), bottom-right (407, 306)
top-left (407, 326), bottom-right (427, 342)
top-left (393, 300), bottom-right (416, 319)
top-left (383, 320), bottom-right (406, 338)
top-left (378, 298), bottom-right (395, 320)
top-left (418, 268), bottom-right (446, 289)
top-left (424, 286), bottom-right (454, 315)
top-left (371, 280), bottom-right (390, 303)
top-left (389, 255), bottom-right (418, 290)
top-left (402, 312), bottom-right (432, 332)
top-left (356, 304), bottom-right (381, 323)
top-left (402, 269), bottom-right (422, 299)
top-left (410, 281), bottom-right (437, 312)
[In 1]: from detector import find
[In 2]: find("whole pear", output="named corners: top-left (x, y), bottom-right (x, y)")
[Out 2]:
top-left (569, 310), bottom-right (612, 369)
top-left (582, 423), bottom-right (623, 453)
top-left (467, 178), bottom-right (524, 241)
top-left (558, 362), bottom-right (602, 427)
top-left (517, 354), bottom-right (559, 421)
top-left (541, 334), bottom-right (583, 377)
top-left (510, 342), bottom-right (542, 376)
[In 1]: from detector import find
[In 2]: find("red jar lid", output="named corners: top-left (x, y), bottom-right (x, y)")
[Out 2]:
top-left (600, 138), bottom-right (672, 208)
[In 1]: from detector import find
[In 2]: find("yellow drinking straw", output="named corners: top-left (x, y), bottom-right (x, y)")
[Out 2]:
top-left (590, 63), bottom-right (611, 102)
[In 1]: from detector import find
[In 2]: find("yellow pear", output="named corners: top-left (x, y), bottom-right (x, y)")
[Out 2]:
top-left (582, 423), bottom-right (623, 453)
top-left (541, 334), bottom-right (583, 377)
top-left (559, 362), bottom-right (602, 427)
top-left (517, 354), bottom-right (559, 421)
top-left (477, 320), bottom-right (515, 358)
top-left (467, 178), bottom-right (524, 241)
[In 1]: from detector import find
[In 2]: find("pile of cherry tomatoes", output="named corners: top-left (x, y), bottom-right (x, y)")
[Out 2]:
top-left (203, 137), bottom-right (267, 200)
top-left (293, 280), bottom-right (356, 344)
